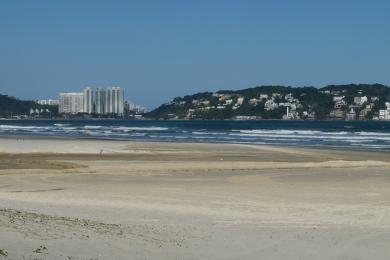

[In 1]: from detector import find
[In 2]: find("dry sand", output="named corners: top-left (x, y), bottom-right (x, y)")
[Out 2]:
top-left (0, 137), bottom-right (390, 259)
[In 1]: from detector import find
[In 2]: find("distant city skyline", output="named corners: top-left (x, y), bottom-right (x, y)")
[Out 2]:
top-left (1, 1), bottom-right (389, 109)
top-left (59, 86), bottom-right (124, 115)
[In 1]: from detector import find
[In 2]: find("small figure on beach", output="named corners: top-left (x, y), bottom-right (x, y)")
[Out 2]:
top-left (99, 149), bottom-right (103, 156)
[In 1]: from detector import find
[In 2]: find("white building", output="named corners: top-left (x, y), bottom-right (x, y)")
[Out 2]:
top-left (378, 110), bottom-right (390, 120)
top-left (379, 102), bottom-right (390, 120)
top-left (346, 108), bottom-right (356, 120)
top-left (354, 96), bottom-right (368, 106)
top-left (36, 99), bottom-right (59, 106)
top-left (59, 92), bottom-right (84, 114)
top-left (83, 87), bottom-right (95, 114)
top-left (225, 99), bottom-right (233, 105)
top-left (236, 97), bottom-right (244, 105)
top-left (105, 87), bottom-right (124, 115)
top-left (333, 96), bottom-right (344, 102)
top-left (264, 100), bottom-right (278, 110)
top-left (285, 93), bottom-right (294, 102)
top-left (95, 88), bottom-right (106, 114)
top-left (259, 94), bottom-right (268, 100)
top-left (59, 87), bottom-right (125, 115)
top-left (125, 100), bottom-right (135, 111)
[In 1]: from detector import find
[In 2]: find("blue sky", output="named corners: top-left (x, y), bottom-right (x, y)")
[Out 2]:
top-left (0, 0), bottom-right (389, 108)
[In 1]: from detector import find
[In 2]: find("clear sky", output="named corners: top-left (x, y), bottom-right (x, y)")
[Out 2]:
top-left (1, 0), bottom-right (389, 108)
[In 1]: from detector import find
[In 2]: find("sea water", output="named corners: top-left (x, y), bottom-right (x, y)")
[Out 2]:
top-left (1, 119), bottom-right (390, 151)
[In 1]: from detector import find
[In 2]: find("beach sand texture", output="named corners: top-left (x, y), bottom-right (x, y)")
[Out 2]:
top-left (1, 137), bottom-right (390, 259)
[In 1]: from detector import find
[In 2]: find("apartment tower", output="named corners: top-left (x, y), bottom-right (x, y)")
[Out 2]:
top-left (83, 87), bottom-right (95, 114)
top-left (58, 92), bottom-right (84, 114)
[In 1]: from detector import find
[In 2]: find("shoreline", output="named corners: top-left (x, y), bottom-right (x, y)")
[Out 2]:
top-left (1, 134), bottom-right (390, 154)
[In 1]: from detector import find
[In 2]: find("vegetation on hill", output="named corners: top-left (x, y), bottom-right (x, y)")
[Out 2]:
top-left (147, 84), bottom-right (390, 120)
top-left (0, 94), bottom-right (57, 117)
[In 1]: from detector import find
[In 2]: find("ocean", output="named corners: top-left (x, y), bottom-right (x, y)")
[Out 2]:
top-left (1, 119), bottom-right (390, 151)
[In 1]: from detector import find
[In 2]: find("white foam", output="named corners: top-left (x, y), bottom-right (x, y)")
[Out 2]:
top-left (235, 129), bottom-right (349, 135)
top-left (192, 131), bottom-right (225, 135)
top-left (114, 126), bottom-right (169, 132)
top-left (357, 131), bottom-right (390, 136)
top-left (229, 132), bottom-right (390, 141)
top-left (84, 125), bottom-right (104, 129)
top-left (0, 125), bottom-right (48, 130)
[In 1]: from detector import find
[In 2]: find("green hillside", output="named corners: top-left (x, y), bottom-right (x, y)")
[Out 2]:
top-left (0, 94), bottom-right (57, 117)
top-left (147, 84), bottom-right (390, 120)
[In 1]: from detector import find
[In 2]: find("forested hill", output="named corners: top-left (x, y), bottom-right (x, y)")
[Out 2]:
top-left (0, 94), bottom-right (55, 117)
top-left (147, 84), bottom-right (390, 120)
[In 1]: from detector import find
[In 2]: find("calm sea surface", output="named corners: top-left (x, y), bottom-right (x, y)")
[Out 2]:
top-left (1, 119), bottom-right (390, 151)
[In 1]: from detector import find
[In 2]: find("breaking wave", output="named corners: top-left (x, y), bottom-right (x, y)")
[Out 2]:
top-left (1, 120), bottom-right (390, 150)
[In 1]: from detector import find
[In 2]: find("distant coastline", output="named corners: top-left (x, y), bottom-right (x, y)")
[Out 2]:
top-left (2, 84), bottom-right (390, 121)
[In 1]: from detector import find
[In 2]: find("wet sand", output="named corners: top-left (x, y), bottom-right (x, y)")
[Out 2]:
top-left (1, 137), bottom-right (390, 259)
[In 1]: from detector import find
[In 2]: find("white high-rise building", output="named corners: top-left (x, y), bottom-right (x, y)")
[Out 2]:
top-left (83, 87), bottom-right (95, 114)
top-left (59, 87), bottom-right (124, 115)
top-left (105, 87), bottom-right (124, 115)
top-left (95, 88), bottom-right (106, 114)
top-left (114, 87), bottom-right (124, 115)
top-left (105, 88), bottom-right (113, 114)
top-left (59, 93), bottom-right (84, 114)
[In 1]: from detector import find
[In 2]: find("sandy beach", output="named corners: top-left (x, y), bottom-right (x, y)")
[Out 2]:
top-left (1, 137), bottom-right (390, 259)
